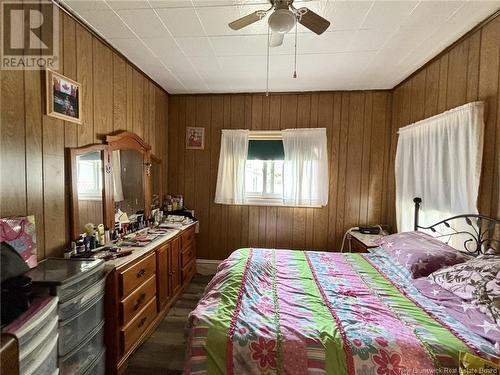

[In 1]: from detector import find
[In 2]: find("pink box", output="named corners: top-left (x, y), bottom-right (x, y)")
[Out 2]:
top-left (0, 215), bottom-right (37, 268)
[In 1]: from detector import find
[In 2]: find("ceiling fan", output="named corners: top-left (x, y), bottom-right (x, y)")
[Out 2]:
top-left (228, 0), bottom-right (331, 47)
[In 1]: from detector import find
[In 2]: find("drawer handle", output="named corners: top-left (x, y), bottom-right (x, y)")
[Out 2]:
top-left (138, 316), bottom-right (147, 328)
top-left (136, 269), bottom-right (146, 278)
top-left (133, 293), bottom-right (146, 311)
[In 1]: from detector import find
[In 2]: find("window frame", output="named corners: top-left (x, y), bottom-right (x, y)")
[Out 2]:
top-left (245, 131), bottom-right (285, 206)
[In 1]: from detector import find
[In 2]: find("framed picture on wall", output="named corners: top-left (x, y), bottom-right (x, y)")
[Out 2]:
top-left (186, 127), bottom-right (205, 150)
top-left (45, 69), bottom-right (82, 124)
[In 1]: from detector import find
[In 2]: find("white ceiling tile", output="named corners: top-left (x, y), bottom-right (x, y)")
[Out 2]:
top-left (194, 0), bottom-right (238, 6)
top-left (324, 1), bottom-right (374, 31)
top-left (361, 1), bottom-right (418, 29)
top-left (116, 8), bottom-right (167, 37)
top-left (190, 57), bottom-right (222, 75)
top-left (107, 37), bottom-right (157, 66)
top-left (347, 28), bottom-right (396, 52)
top-left (62, 0), bottom-right (109, 12)
top-left (176, 37), bottom-right (217, 57)
top-left (298, 30), bottom-right (356, 54)
top-left (196, 5), bottom-right (242, 36)
top-left (156, 8), bottom-right (206, 37)
top-left (142, 36), bottom-right (185, 61)
top-left (78, 10), bottom-right (135, 39)
top-left (447, 1), bottom-right (500, 25)
top-left (148, 0), bottom-right (193, 8)
top-left (403, 1), bottom-right (465, 28)
top-left (383, 26), bottom-right (438, 52)
top-left (106, 0), bottom-right (150, 10)
top-left (211, 35), bottom-right (267, 56)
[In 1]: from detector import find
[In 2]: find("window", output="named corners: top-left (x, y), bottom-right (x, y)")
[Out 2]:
top-left (245, 134), bottom-right (285, 205)
top-left (77, 156), bottom-right (103, 200)
top-left (214, 128), bottom-right (329, 207)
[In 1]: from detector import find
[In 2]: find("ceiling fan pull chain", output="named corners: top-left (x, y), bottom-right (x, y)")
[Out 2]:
top-left (266, 24), bottom-right (271, 96)
top-left (293, 19), bottom-right (298, 78)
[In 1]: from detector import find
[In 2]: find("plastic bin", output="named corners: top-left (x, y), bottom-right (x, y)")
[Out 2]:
top-left (19, 316), bottom-right (58, 373)
top-left (59, 321), bottom-right (105, 375)
top-left (58, 293), bottom-right (104, 356)
top-left (58, 278), bottom-right (106, 321)
top-left (82, 349), bottom-right (105, 375)
top-left (3, 297), bottom-right (58, 352)
top-left (27, 258), bottom-right (105, 302)
top-left (25, 333), bottom-right (58, 375)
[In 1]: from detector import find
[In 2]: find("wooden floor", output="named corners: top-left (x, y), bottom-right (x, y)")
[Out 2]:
top-left (124, 274), bottom-right (212, 375)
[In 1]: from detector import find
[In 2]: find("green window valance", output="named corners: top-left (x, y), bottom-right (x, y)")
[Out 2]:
top-left (247, 140), bottom-right (284, 160)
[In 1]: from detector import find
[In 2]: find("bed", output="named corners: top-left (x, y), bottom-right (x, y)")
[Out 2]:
top-left (185, 207), bottom-right (499, 374)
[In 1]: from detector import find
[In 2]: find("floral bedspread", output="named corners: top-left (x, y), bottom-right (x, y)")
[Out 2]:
top-left (185, 248), bottom-right (498, 374)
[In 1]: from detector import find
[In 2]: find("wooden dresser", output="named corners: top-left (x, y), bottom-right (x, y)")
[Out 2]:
top-left (104, 224), bottom-right (197, 375)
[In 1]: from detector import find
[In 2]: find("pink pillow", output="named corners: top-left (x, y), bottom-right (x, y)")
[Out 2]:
top-left (375, 231), bottom-right (468, 278)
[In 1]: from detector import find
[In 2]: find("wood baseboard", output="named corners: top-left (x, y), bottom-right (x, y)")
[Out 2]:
top-left (195, 259), bottom-right (221, 275)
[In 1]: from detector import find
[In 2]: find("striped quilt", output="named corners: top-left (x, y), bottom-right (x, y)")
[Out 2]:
top-left (184, 248), bottom-right (498, 374)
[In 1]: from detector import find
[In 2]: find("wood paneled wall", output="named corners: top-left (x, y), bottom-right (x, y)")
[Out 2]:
top-left (168, 92), bottom-right (392, 259)
top-left (0, 8), bottom-right (169, 259)
top-left (386, 15), bottom-right (500, 230)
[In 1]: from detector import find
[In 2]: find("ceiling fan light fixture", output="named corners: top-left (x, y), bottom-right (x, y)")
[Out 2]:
top-left (268, 9), bottom-right (296, 33)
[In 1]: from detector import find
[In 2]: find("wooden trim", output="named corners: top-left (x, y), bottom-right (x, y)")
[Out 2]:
top-left (106, 131), bottom-right (152, 152)
top-left (394, 9), bottom-right (500, 89)
top-left (51, 0), bottom-right (169, 96)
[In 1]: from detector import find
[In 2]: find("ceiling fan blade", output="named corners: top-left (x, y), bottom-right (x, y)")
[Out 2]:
top-left (296, 7), bottom-right (330, 35)
top-left (270, 32), bottom-right (284, 47)
top-left (228, 11), bottom-right (266, 30)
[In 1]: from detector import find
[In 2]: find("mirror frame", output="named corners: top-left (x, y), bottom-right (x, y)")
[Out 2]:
top-left (68, 144), bottom-right (111, 240)
top-left (68, 131), bottom-right (158, 241)
top-left (106, 131), bottom-right (152, 230)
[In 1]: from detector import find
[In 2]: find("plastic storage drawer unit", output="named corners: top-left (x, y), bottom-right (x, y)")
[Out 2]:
top-left (19, 316), bottom-right (58, 374)
top-left (58, 278), bottom-right (106, 320)
top-left (82, 349), bottom-right (106, 375)
top-left (25, 333), bottom-right (58, 375)
top-left (59, 321), bottom-right (105, 375)
top-left (27, 258), bottom-right (105, 302)
top-left (3, 297), bottom-right (58, 353)
top-left (58, 292), bottom-right (104, 356)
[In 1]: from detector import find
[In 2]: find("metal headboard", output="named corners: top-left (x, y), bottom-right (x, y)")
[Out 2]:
top-left (413, 197), bottom-right (500, 256)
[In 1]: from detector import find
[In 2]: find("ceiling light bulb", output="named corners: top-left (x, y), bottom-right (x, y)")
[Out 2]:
top-left (268, 9), bottom-right (296, 34)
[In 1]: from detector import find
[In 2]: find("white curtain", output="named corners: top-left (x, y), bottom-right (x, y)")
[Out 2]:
top-left (395, 101), bottom-right (484, 233)
top-left (282, 128), bottom-right (329, 207)
top-left (112, 150), bottom-right (124, 202)
top-left (215, 130), bottom-right (249, 205)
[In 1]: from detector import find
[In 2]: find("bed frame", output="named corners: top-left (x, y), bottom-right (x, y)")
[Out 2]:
top-left (413, 197), bottom-right (500, 256)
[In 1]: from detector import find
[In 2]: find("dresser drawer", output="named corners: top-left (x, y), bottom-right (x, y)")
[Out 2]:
top-left (120, 275), bottom-right (156, 326)
top-left (182, 260), bottom-right (196, 284)
top-left (119, 253), bottom-right (156, 297)
top-left (181, 227), bottom-right (195, 250)
top-left (121, 296), bottom-right (157, 354)
top-left (181, 244), bottom-right (195, 268)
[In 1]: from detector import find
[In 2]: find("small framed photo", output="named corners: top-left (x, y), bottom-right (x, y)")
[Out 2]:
top-left (46, 69), bottom-right (82, 124)
top-left (186, 127), bottom-right (205, 150)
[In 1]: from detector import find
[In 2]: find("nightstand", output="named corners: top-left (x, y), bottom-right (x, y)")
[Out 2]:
top-left (348, 231), bottom-right (385, 253)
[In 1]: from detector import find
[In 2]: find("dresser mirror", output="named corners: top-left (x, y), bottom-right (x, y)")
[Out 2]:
top-left (69, 145), bottom-right (111, 240)
top-left (112, 149), bottom-right (145, 221)
top-left (106, 132), bottom-right (152, 230)
top-left (68, 132), bottom-right (152, 240)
